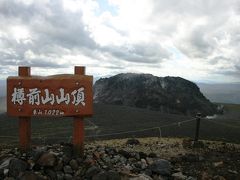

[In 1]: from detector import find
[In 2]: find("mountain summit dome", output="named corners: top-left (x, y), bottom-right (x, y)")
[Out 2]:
top-left (94, 73), bottom-right (217, 116)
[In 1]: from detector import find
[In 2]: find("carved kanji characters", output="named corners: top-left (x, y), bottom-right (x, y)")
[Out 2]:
top-left (71, 87), bottom-right (85, 106)
top-left (41, 89), bottom-right (55, 105)
top-left (27, 88), bottom-right (41, 105)
top-left (56, 88), bottom-right (70, 104)
top-left (11, 88), bottom-right (26, 105)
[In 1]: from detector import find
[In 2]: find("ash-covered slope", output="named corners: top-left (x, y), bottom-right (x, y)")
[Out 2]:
top-left (94, 73), bottom-right (217, 116)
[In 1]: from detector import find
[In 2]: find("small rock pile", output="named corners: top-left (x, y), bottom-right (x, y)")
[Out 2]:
top-left (0, 138), bottom-right (239, 180)
top-left (0, 139), bottom-right (189, 180)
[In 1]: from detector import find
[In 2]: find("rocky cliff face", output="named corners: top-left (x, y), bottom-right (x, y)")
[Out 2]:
top-left (94, 73), bottom-right (217, 116)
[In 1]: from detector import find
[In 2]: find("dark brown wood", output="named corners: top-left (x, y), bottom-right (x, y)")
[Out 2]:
top-left (75, 66), bottom-right (85, 75)
top-left (7, 75), bottom-right (93, 117)
top-left (73, 66), bottom-right (85, 156)
top-left (19, 117), bottom-right (31, 151)
top-left (18, 67), bottom-right (31, 152)
top-left (73, 117), bottom-right (84, 156)
top-left (18, 66), bottom-right (31, 77)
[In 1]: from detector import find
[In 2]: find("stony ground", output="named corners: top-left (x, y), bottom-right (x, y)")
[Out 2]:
top-left (0, 137), bottom-right (240, 180)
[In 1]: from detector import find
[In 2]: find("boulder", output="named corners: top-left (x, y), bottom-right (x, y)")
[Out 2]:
top-left (126, 139), bottom-right (140, 145)
top-left (8, 158), bottom-right (29, 178)
top-left (85, 166), bottom-right (101, 178)
top-left (36, 152), bottom-right (57, 167)
top-left (92, 170), bottom-right (121, 180)
top-left (148, 159), bottom-right (172, 176)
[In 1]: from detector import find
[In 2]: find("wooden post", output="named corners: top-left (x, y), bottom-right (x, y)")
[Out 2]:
top-left (18, 67), bottom-right (31, 152)
top-left (73, 66), bottom-right (85, 156)
top-left (194, 112), bottom-right (201, 142)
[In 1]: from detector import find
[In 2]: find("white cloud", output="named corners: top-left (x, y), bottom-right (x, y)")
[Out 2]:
top-left (0, 0), bottom-right (239, 82)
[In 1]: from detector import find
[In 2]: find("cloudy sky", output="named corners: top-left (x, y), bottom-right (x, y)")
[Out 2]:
top-left (0, 0), bottom-right (240, 83)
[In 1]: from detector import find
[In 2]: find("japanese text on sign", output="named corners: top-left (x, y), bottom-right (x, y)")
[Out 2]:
top-left (11, 87), bottom-right (85, 106)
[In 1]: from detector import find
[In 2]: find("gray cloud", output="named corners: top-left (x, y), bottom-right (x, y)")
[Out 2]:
top-left (0, 0), bottom-right (240, 82)
top-left (0, 0), bottom-right (170, 71)
top-left (101, 43), bottom-right (170, 64)
top-left (0, 0), bottom-right (97, 69)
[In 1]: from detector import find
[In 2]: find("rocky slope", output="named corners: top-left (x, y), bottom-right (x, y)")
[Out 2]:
top-left (94, 73), bottom-right (217, 116)
top-left (0, 138), bottom-right (239, 180)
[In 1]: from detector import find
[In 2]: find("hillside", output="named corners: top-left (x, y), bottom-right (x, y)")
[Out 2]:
top-left (0, 103), bottom-right (239, 179)
top-left (94, 73), bottom-right (218, 116)
top-left (0, 137), bottom-right (239, 179)
top-left (0, 103), bottom-right (240, 145)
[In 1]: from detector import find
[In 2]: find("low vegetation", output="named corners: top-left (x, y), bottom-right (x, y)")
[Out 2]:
top-left (0, 103), bottom-right (239, 146)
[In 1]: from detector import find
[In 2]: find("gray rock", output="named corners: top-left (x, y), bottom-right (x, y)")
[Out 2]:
top-left (62, 144), bottom-right (73, 158)
top-left (19, 171), bottom-right (40, 180)
top-left (85, 166), bottom-right (101, 178)
top-left (120, 156), bottom-right (127, 164)
top-left (63, 165), bottom-right (73, 174)
top-left (118, 150), bottom-right (131, 159)
top-left (148, 159), bottom-right (171, 176)
top-left (186, 176), bottom-right (197, 180)
top-left (135, 153), bottom-right (140, 160)
top-left (144, 169), bottom-right (152, 177)
top-left (56, 171), bottom-right (64, 180)
top-left (126, 139), bottom-right (140, 145)
top-left (62, 155), bottom-right (71, 165)
top-left (102, 156), bottom-right (112, 166)
top-left (64, 173), bottom-right (73, 180)
top-left (182, 154), bottom-right (199, 162)
top-left (134, 162), bottom-right (142, 169)
top-left (0, 169), bottom-right (4, 179)
top-left (45, 169), bottom-right (57, 180)
top-left (69, 159), bottom-right (78, 170)
top-left (0, 157), bottom-right (14, 169)
top-left (141, 159), bottom-right (148, 169)
top-left (172, 172), bottom-right (187, 180)
top-left (105, 147), bottom-right (117, 156)
top-left (148, 153), bottom-right (157, 158)
top-left (9, 158), bottom-right (29, 177)
top-left (111, 155), bottom-right (121, 164)
top-left (139, 152), bottom-right (147, 159)
top-left (3, 177), bottom-right (15, 180)
top-left (132, 165), bottom-right (141, 174)
top-left (37, 153), bottom-right (57, 167)
top-left (31, 149), bottom-right (45, 162)
top-left (146, 157), bottom-right (154, 165)
top-left (130, 174), bottom-right (153, 180)
top-left (228, 169), bottom-right (238, 174)
top-left (75, 167), bottom-right (87, 177)
top-left (4, 169), bottom-right (9, 176)
top-left (54, 160), bottom-right (63, 171)
top-left (76, 158), bottom-right (83, 164)
top-left (92, 171), bottom-right (121, 180)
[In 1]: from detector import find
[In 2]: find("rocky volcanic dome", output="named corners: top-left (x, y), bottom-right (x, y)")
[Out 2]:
top-left (94, 73), bottom-right (217, 116)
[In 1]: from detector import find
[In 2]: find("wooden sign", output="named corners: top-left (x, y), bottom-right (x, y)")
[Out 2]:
top-left (7, 75), bottom-right (93, 117)
top-left (7, 66), bottom-right (92, 156)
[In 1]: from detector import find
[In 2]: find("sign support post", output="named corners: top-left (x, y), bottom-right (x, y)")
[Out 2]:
top-left (73, 66), bottom-right (85, 156)
top-left (18, 67), bottom-right (31, 151)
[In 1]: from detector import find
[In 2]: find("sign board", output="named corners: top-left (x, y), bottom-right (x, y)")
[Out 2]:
top-left (7, 74), bottom-right (93, 117)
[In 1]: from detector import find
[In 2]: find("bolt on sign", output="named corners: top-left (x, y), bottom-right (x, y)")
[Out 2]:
top-left (7, 66), bottom-right (93, 155)
top-left (7, 74), bottom-right (93, 117)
